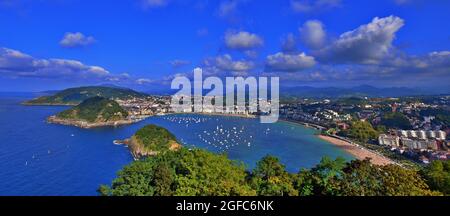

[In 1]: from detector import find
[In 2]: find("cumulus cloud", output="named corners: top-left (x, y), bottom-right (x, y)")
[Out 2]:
top-left (265, 52), bottom-right (316, 72)
top-left (317, 16), bottom-right (405, 64)
top-left (203, 54), bottom-right (254, 73)
top-left (291, 0), bottom-right (341, 13)
top-left (300, 20), bottom-right (326, 49)
top-left (0, 47), bottom-right (131, 82)
top-left (59, 32), bottom-right (96, 48)
top-left (224, 31), bottom-right (264, 50)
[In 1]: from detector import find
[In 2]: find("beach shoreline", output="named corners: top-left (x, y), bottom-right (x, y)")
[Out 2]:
top-left (317, 134), bottom-right (395, 166)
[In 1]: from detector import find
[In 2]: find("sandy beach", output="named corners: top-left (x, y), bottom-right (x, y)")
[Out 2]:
top-left (318, 135), bottom-right (395, 166)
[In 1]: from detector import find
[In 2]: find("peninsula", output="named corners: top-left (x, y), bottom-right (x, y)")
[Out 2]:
top-left (47, 96), bottom-right (137, 128)
top-left (23, 86), bottom-right (148, 105)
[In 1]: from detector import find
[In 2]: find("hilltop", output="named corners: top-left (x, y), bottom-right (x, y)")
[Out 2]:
top-left (24, 86), bottom-right (147, 105)
top-left (48, 96), bottom-right (135, 128)
top-left (118, 124), bottom-right (182, 159)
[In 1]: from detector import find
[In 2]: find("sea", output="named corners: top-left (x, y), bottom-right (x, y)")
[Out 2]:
top-left (0, 93), bottom-right (353, 195)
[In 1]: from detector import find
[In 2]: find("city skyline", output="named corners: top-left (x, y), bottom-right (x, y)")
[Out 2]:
top-left (0, 0), bottom-right (449, 92)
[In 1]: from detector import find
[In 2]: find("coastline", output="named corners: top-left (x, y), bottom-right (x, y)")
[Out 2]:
top-left (47, 115), bottom-right (145, 129)
top-left (166, 112), bottom-right (257, 119)
top-left (317, 134), bottom-right (395, 166)
top-left (278, 118), bottom-right (326, 131)
top-left (22, 102), bottom-right (77, 106)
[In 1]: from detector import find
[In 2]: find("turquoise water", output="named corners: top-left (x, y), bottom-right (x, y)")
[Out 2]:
top-left (0, 93), bottom-right (353, 195)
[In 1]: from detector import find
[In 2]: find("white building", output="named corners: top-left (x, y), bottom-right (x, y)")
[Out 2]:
top-left (436, 130), bottom-right (446, 140)
top-left (398, 130), bottom-right (408, 137)
top-left (378, 134), bottom-right (400, 147)
top-left (417, 130), bottom-right (427, 139)
top-left (408, 130), bottom-right (417, 138)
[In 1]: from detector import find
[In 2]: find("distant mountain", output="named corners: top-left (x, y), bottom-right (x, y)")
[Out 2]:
top-left (280, 85), bottom-right (441, 98)
top-left (24, 86), bottom-right (148, 105)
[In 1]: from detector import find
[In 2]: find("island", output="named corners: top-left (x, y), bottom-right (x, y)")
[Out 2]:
top-left (23, 86), bottom-right (147, 105)
top-left (115, 124), bottom-right (182, 159)
top-left (47, 96), bottom-right (138, 128)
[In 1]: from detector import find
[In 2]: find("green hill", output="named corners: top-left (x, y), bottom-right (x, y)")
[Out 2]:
top-left (56, 96), bottom-right (128, 123)
top-left (129, 124), bottom-right (181, 158)
top-left (24, 86), bottom-right (147, 105)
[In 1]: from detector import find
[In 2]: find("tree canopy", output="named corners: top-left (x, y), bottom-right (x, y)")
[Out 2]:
top-left (380, 112), bottom-right (412, 130)
top-left (100, 151), bottom-right (442, 196)
top-left (421, 160), bottom-right (450, 195)
top-left (345, 121), bottom-right (379, 142)
top-left (133, 124), bottom-right (178, 152)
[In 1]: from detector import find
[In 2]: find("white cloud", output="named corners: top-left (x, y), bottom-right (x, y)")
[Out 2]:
top-left (203, 54), bottom-right (254, 72)
top-left (300, 20), bottom-right (326, 49)
top-left (0, 47), bottom-right (134, 83)
top-left (224, 31), bottom-right (264, 50)
top-left (59, 32), bottom-right (96, 48)
top-left (291, 0), bottom-right (341, 13)
top-left (265, 52), bottom-right (316, 72)
top-left (317, 16), bottom-right (405, 64)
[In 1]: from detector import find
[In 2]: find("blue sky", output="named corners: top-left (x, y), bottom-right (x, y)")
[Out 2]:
top-left (0, 0), bottom-right (449, 92)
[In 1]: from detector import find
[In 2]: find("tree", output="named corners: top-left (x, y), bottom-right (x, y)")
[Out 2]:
top-left (294, 158), bottom-right (440, 196)
top-left (250, 155), bottom-right (298, 196)
top-left (294, 157), bottom-right (346, 196)
top-left (99, 159), bottom-right (157, 196)
top-left (100, 149), bottom-right (256, 196)
top-left (174, 149), bottom-right (255, 196)
top-left (152, 162), bottom-right (175, 196)
top-left (346, 121), bottom-right (379, 142)
top-left (421, 160), bottom-right (450, 195)
top-left (337, 159), bottom-right (440, 196)
top-left (380, 112), bottom-right (412, 129)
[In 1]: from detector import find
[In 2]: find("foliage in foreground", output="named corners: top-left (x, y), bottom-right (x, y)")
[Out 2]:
top-left (99, 148), bottom-right (443, 196)
top-left (420, 160), bottom-right (450, 195)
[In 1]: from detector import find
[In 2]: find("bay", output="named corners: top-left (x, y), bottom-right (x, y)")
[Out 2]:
top-left (0, 93), bottom-right (353, 195)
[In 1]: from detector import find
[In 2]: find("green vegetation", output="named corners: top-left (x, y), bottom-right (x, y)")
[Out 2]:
top-left (100, 147), bottom-right (443, 196)
top-left (133, 124), bottom-right (178, 152)
top-left (56, 96), bottom-right (128, 122)
top-left (380, 112), bottom-right (412, 129)
top-left (344, 121), bottom-right (379, 142)
top-left (25, 86), bottom-right (147, 105)
top-left (99, 148), bottom-right (255, 196)
top-left (421, 160), bottom-right (450, 195)
top-left (249, 155), bottom-right (298, 196)
top-left (336, 97), bottom-right (367, 106)
top-left (420, 108), bottom-right (450, 126)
